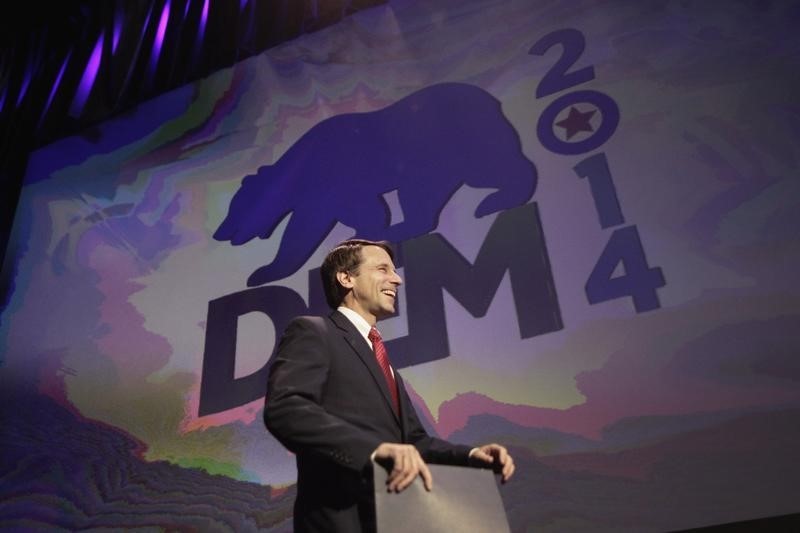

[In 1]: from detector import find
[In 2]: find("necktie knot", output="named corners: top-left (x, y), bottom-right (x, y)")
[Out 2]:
top-left (368, 326), bottom-right (381, 343)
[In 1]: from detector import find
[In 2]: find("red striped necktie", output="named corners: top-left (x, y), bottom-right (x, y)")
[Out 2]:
top-left (368, 326), bottom-right (399, 415)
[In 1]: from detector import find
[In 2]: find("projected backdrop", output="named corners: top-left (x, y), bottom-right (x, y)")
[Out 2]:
top-left (2, 0), bottom-right (799, 531)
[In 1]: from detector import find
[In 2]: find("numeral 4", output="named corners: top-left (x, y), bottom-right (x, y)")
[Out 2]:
top-left (585, 225), bottom-right (665, 312)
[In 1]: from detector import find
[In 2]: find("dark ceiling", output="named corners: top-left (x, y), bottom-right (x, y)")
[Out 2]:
top-left (0, 0), bottom-right (386, 270)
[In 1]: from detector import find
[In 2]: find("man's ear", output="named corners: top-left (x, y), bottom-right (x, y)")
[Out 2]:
top-left (336, 270), bottom-right (353, 289)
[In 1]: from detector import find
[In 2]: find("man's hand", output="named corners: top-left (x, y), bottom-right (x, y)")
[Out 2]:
top-left (373, 443), bottom-right (433, 493)
top-left (470, 443), bottom-right (515, 483)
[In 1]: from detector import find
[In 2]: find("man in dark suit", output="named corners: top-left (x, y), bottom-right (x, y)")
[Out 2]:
top-left (264, 239), bottom-right (514, 532)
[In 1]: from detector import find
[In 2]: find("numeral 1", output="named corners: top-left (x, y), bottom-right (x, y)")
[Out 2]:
top-left (573, 152), bottom-right (625, 228)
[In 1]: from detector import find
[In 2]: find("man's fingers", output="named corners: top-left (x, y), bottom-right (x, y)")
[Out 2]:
top-left (501, 457), bottom-right (515, 482)
top-left (492, 445), bottom-right (514, 483)
top-left (400, 455), bottom-right (431, 492)
top-left (419, 460), bottom-right (433, 491)
top-left (474, 443), bottom-right (515, 483)
top-left (495, 446), bottom-right (508, 464)
top-left (387, 454), bottom-right (408, 491)
top-left (379, 445), bottom-right (434, 493)
top-left (393, 450), bottom-right (407, 475)
top-left (377, 442), bottom-right (514, 488)
top-left (392, 451), bottom-right (417, 492)
top-left (374, 443), bottom-right (438, 492)
top-left (472, 449), bottom-right (494, 463)
top-left (394, 464), bottom-right (417, 492)
top-left (386, 447), bottom-right (410, 491)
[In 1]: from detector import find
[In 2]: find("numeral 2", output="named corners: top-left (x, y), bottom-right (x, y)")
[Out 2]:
top-left (529, 28), bottom-right (595, 98)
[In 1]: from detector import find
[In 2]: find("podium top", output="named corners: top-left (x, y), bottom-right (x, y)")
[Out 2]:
top-left (373, 462), bottom-right (510, 533)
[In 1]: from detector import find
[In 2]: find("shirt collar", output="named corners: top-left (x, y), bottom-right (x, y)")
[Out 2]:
top-left (337, 306), bottom-right (394, 376)
top-left (337, 306), bottom-right (374, 346)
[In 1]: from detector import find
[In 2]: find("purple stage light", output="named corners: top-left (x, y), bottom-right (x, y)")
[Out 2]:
top-left (142, 3), bottom-right (155, 38)
top-left (200, 0), bottom-right (209, 31)
top-left (149, 0), bottom-right (172, 77)
top-left (137, 2), bottom-right (156, 59)
top-left (193, 0), bottom-right (210, 65)
top-left (69, 31), bottom-right (105, 118)
top-left (16, 57), bottom-right (34, 107)
top-left (113, 6), bottom-right (124, 54)
top-left (39, 50), bottom-right (72, 129)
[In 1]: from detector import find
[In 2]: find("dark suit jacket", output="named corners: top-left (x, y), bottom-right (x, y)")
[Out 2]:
top-left (264, 311), bottom-right (472, 533)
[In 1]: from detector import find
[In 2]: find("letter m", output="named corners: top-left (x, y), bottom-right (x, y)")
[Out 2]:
top-left (388, 202), bottom-right (563, 367)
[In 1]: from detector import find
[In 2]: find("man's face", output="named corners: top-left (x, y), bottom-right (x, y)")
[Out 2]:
top-left (338, 245), bottom-right (402, 325)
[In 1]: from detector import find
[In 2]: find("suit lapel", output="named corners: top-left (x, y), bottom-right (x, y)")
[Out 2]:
top-left (329, 310), bottom-right (401, 425)
top-left (394, 371), bottom-right (410, 441)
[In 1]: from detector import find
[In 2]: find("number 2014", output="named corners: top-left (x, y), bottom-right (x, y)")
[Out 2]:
top-left (530, 28), bottom-right (666, 312)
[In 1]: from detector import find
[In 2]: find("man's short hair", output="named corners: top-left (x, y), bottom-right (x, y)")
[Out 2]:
top-left (321, 239), bottom-right (395, 309)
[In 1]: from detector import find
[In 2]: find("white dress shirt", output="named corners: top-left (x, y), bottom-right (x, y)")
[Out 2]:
top-left (337, 305), bottom-right (394, 377)
top-left (337, 306), bottom-right (478, 459)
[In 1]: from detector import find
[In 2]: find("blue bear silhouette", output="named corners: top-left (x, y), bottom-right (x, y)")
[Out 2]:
top-left (214, 82), bottom-right (537, 286)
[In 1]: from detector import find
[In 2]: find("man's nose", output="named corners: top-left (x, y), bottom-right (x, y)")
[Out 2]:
top-left (391, 271), bottom-right (403, 285)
